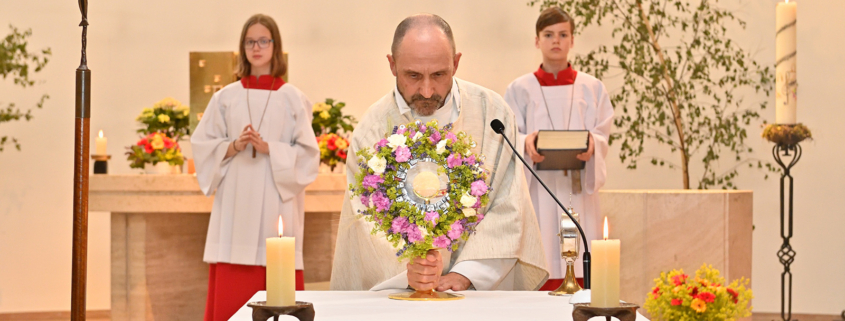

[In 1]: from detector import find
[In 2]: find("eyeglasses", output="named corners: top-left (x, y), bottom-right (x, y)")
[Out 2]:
top-left (244, 38), bottom-right (273, 49)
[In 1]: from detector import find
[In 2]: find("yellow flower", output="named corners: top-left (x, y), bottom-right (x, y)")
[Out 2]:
top-left (313, 102), bottom-right (331, 112)
top-left (335, 138), bottom-right (348, 150)
top-left (319, 110), bottom-right (330, 119)
top-left (157, 114), bottom-right (171, 123)
top-left (150, 135), bottom-right (165, 150)
top-left (690, 298), bottom-right (707, 313)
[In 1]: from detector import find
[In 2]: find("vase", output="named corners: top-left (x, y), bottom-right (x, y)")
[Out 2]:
top-left (144, 162), bottom-right (181, 174)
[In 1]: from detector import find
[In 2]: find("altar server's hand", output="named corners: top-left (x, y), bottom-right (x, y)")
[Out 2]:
top-left (233, 125), bottom-right (253, 152)
top-left (525, 131), bottom-right (545, 163)
top-left (436, 272), bottom-right (472, 292)
top-left (245, 126), bottom-right (270, 155)
top-left (407, 249), bottom-right (442, 291)
top-left (576, 133), bottom-right (594, 162)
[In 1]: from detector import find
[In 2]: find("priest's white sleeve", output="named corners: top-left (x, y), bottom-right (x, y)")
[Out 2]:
top-left (267, 92), bottom-right (320, 202)
top-left (449, 258), bottom-right (517, 290)
top-left (583, 81), bottom-right (614, 194)
top-left (504, 80), bottom-right (533, 181)
top-left (191, 93), bottom-right (233, 196)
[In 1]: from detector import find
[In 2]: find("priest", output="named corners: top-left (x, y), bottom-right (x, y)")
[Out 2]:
top-left (504, 7), bottom-right (614, 290)
top-left (330, 14), bottom-right (548, 292)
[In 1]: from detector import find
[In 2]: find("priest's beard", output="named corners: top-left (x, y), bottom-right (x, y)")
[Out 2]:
top-left (404, 93), bottom-right (445, 116)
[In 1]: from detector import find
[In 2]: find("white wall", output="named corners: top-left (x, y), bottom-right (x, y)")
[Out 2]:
top-left (1, 0), bottom-right (842, 314)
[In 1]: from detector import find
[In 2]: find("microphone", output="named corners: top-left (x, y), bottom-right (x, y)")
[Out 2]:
top-left (489, 119), bottom-right (591, 290)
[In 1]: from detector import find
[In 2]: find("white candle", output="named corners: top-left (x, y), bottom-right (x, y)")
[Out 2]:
top-left (591, 217), bottom-right (620, 307)
top-left (266, 216), bottom-right (295, 306)
top-left (95, 130), bottom-right (107, 155)
top-left (776, 0), bottom-right (797, 124)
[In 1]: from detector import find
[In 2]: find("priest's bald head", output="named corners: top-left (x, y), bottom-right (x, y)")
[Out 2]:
top-left (388, 14), bottom-right (462, 116)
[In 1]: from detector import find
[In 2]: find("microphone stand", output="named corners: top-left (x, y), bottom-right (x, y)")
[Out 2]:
top-left (492, 121), bottom-right (591, 290)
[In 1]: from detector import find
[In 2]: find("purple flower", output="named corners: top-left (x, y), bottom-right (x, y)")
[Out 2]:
top-left (428, 130), bottom-right (442, 145)
top-left (376, 139), bottom-right (388, 148)
top-left (464, 155), bottom-right (476, 166)
top-left (371, 191), bottom-right (391, 212)
top-left (470, 180), bottom-right (488, 196)
top-left (394, 146), bottom-right (411, 163)
top-left (446, 153), bottom-right (462, 168)
top-left (424, 211), bottom-right (440, 224)
top-left (477, 213), bottom-right (485, 221)
top-left (407, 225), bottom-right (424, 243)
top-left (362, 174), bottom-right (384, 189)
top-left (391, 216), bottom-right (410, 234)
top-left (445, 132), bottom-right (457, 142)
top-left (433, 235), bottom-right (451, 248)
top-left (360, 195), bottom-right (370, 207)
top-left (447, 221), bottom-right (464, 240)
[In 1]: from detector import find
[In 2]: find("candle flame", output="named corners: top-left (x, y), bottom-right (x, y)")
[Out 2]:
top-left (603, 216), bottom-right (609, 240)
top-left (277, 215), bottom-right (284, 238)
top-left (785, 0), bottom-right (789, 3)
top-left (98, 130), bottom-right (104, 138)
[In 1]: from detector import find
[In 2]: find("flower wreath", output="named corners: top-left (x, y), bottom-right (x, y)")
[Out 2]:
top-left (350, 120), bottom-right (492, 261)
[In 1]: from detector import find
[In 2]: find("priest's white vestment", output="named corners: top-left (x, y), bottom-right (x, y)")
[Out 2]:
top-left (330, 78), bottom-right (549, 291)
top-left (504, 71), bottom-right (614, 279)
top-left (192, 79), bottom-right (320, 269)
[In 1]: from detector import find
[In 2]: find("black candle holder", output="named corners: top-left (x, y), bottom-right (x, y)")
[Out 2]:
top-left (91, 154), bottom-right (111, 174)
top-left (772, 142), bottom-right (801, 321)
top-left (247, 301), bottom-right (314, 321)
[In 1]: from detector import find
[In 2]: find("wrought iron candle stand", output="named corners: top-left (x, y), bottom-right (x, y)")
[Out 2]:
top-left (772, 142), bottom-right (801, 321)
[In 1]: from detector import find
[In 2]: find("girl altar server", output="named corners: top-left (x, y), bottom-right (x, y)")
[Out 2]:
top-left (192, 14), bottom-right (319, 321)
top-left (504, 7), bottom-right (614, 291)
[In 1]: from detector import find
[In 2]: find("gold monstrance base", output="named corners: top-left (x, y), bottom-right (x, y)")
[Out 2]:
top-left (388, 289), bottom-right (464, 301)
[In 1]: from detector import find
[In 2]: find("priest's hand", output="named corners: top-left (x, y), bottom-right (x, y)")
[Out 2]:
top-left (245, 126), bottom-right (270, 155)
top-left (407, 249), bottom-right (442, 291)
top-left (436, 272), bottom-right (472, 292)
top-left (576, 133), bottom-right (594, 162)
top-left (525, 131), bottom-right (546, 163)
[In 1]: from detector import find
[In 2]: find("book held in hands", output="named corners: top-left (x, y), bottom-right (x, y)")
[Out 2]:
top-left (535, 130), bottom-right (590, 171)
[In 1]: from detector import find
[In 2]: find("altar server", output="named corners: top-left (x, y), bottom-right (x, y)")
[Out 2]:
top-left (192, 14), bottom-right (319, 321)
top-left (504, 7), bottom-right (614, 291)
top-left (331, 14), bottom-right (548, 292)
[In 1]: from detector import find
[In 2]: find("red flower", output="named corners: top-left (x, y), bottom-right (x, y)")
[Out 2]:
top-left (672, 274), bottom-right (689, 286)
top-left (671, 298), bottom-right (683, 306)
top-left (144, 144), bottom-right (154, 154)
top-left (727, 288), bottom-right (739, 304)
top-left (652, 286), bottom-right (660, 294)
top-left (137, 139), bottom-right (147, 146)
top-left (337, 149), bottom-right (347, 160)
top-left (164, 139), bottom-right (175, 149)
top-left (688, 286), bottom-right (699, 296)
top-left (696, 292), bottom-right (715, 303)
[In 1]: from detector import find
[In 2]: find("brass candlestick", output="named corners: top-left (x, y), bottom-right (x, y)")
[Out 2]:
top-left (550, 201), bottom-right (582, 296)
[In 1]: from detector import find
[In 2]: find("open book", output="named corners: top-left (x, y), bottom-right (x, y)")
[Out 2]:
top-left (535, 130), bottom-right (590, 171)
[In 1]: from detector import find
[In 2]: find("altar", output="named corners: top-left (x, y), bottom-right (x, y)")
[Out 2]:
top-left (230, 291), bottom-right (649, 321)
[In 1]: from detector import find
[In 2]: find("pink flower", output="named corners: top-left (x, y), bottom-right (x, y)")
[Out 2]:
top-left (476, 212), bottom-right (484, 221)
top-left (447, 221), bottom-right (464, 240)
top-left (376, 139), bottom-right (388, 148)
top-left (428, 130), bottom-right (441, 144)
top-left (670, 298), bottom-right (682, 306)
top-left (362, 175), bottom-right (384, 189)
top-left (424, 211), bottom-right (440, 223)
top-left (396, 127), bottom-right (406, 135)
top-left (419, 125), bottom-right (427, 132)
top-left (464, 155), bottom-right (476, 165)
top-left (672, 274), bottom-right (689, 286)
top-left (470, 180), bottom-right (488, 196)
top-left (446, 153), bottom-right (462, 168)
top-left (391, 216), bottom-right (410, 234)
top-left (371, 191), bottom-right (391, 212)
top-left (445, 132), bottom-right (457, 142)
top-left (407, 225), bottom-right (424, 243)
top-left (433, 235), bottom-right (451, 248)
top-left (394, 146), bottom-right (411, 162)
top-left (360, 195), bottom-right (369, 207)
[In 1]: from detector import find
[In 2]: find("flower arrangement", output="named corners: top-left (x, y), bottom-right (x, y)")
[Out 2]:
top-left (135, 97), bottom-right (191, 141)
top-left (126, 132), bottom-right (185, 169)
top-left (317, 133), bottom-right (349, 170)
top-left (349, 119), bottom-right (491, 261)
top-left (645, 264), bottom-right (752, 321)
top-left (311, 98), bottom-right (356, 135)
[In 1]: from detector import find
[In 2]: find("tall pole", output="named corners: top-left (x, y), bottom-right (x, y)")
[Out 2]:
top-left (71, 1), bottom-right (90, 321)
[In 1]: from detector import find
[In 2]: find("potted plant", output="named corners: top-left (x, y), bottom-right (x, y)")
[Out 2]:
top-left (126, 97), bottom-right (189, 173)
top-left (312, 98), bottom-right (356, 173)
top-left (645, 264), bottom-right (752, 320)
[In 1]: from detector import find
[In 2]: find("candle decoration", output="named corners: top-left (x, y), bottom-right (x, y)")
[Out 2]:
top-left (776, 0), bottom-right (798, 124)
top-left (591, 217), bottom-right (620, 307)
top-left (266, 216), bottom-right (295, 307)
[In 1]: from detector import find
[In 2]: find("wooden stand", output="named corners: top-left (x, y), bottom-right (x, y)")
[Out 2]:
top-left (247, 301), bottom-right (314, 321)
top-left (572, 303), bottom-right (639, 321)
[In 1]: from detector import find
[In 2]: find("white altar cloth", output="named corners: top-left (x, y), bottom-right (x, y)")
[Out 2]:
top-left (230, 291), bottom-right (649, 321)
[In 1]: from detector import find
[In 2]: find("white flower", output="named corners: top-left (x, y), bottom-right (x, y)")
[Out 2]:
top-left (460, 192), bottom-right (477, 208)
top-left (412, 131), bottom-right (423, 142)
top-left (436, 139), bottom-right (449, 154)
top-left (419, 227), bottom-right (429, 238)
top-left (368, 156), bottom-right (387, 174)
top-left (462, 208), bottom-right (477, 217)
top-left (387, 134), bottom-right (407, 150)
top-left (396, 238), bottom-right (406, 249)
